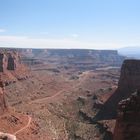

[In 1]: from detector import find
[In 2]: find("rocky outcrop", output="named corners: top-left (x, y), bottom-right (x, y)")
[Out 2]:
top-left (118, 59), bottom-right (140, 93)
top-left (94, 59), bottom-right (140, 120)
top-left (0, 50), bottom-right (30, 86)
top-left (114, 90), bottom-right (140, 140)
top-left (7, 53), bottom-right (16, 70)
top-left (0, 53), bottom-right (7, 72)
top-left (0, 51), bottom-right (21, 72)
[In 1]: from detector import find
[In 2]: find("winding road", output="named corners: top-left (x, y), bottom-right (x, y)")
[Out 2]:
top-left (11, 89), bottom-right (67, 137)
top-left (14, 115), bottom-right (31, 135)
top-left (0, 116), bottom-right (31, 140)
top-left (31, 89), bottom-right (65, 104)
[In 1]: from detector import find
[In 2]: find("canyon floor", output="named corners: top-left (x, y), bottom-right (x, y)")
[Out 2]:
top-left (1, 61), bottom-right (120, 140)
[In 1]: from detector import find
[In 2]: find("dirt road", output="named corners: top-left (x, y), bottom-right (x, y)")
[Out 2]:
top-left (14, 115), bottom-right (31, 135)
top-left (30, 89), bottom-right (65, 104)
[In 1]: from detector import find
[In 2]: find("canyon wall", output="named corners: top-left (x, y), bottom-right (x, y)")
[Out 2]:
top-left (95, 59), bottom-right (140, 120)
top-left (46, 49), bottom-right (124, 66)
top-left (0, 50), bottom-right (27, 115)
top-left (25, 49), bottom-right (125, 71)
top-left (114, 90), bottom-right (140, 140)
top-left (0, 51), bottom-right (20, 115)
top-left (118, 59), bottom-right (140, 93)
top-left (113, 60), bottom-right (140, 140)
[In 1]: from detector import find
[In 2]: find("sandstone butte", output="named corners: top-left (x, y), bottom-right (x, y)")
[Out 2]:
top-left (114, 90), bottom-right (140, 140)
top-left (0, 51), bottom-right (21, 72)
top-left (94, 59), bottom-right (140, 120)
top-left (113, 59), bottom-right (140, 140)
top-left (0, 50), bottom-right (21, 115)
top-left (0, 50), bottom-right (30, 85)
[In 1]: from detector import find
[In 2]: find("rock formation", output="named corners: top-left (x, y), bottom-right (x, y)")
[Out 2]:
top-left (20, 48), bottom-right (125, 69)
top-left (0, 53), bottom-right (7, 72)
top-left (0, 50), bottom-right (29, 87)
top-left (0, 89), bottom-right (6, 115)
top-left (113, 60), bottom-right (140, 139)
top-left (45, 49), bottom-right (125, 66)
top-left (118, 59), bottom-right (140, 93)
top-left (7, 53), bottom-right (16, 70)
top-left (0, 81), bottom-right (7, 115)
top-left (114, 90), bottom-right (140, 140)
top-left (0, 51), bottom-right (21, 72)
top-left (94, 59), bottom-right (140, 120)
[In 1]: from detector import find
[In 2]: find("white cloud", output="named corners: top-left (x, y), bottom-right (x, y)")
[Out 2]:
top-left (0, 29), bottom-right (6, 33)
top-left (0, 35), bottom-right (133, 50)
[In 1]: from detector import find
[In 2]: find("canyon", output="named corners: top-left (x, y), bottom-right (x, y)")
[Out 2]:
top-left (0, 48), bottom-right (139, 140)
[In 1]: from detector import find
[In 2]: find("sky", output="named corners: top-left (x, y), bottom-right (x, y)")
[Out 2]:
top-left (0, 0), bottom-right (140, 49)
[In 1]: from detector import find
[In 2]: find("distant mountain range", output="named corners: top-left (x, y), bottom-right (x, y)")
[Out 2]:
top-left (118, 47), bottom-right (140, 58)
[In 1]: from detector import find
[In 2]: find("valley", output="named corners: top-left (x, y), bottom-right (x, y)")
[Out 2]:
top-left (0, 48), bottom-right (138, 140)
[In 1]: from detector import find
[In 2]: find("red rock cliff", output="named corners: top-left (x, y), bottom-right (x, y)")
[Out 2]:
top-left (95, 59), bottom-right (140, 120)
top-left (114, 90), bottom-right (140, 140)
top-left (118, 59), bottom-right (140, 92)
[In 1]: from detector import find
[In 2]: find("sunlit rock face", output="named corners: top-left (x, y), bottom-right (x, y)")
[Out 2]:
top-left (114, 90), bottom-right (140, 140)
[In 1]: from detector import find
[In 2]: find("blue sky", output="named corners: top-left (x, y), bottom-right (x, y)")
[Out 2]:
top-left (0, 0), bottom-right (140, 49)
